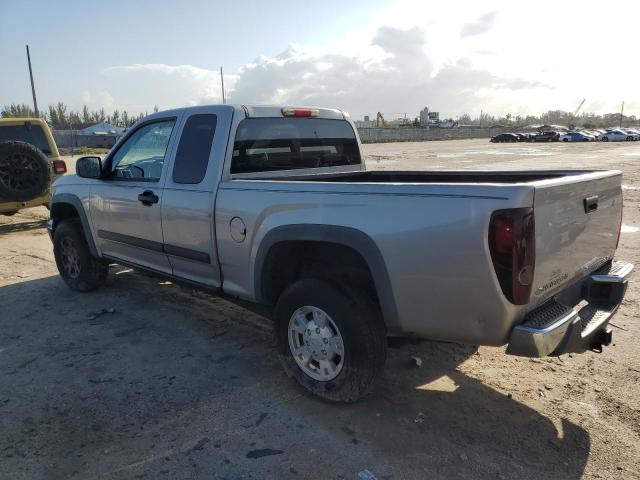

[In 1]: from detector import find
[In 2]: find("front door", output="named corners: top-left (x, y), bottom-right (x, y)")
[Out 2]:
top-left (90, 117), bottom-right (178, 274)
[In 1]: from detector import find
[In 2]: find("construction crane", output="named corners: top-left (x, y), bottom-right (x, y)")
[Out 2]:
top-left (376, 112), bottom-right (388, 128)
top-left (573, 98), bottom-right (586, 117)
top-left (568, 98), bottom-right (586, 130)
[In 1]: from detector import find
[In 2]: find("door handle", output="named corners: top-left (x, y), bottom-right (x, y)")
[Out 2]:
top-left (583, 195), bottom-right (598, 214)
top-left (138, 190), bottom-right (159, 206)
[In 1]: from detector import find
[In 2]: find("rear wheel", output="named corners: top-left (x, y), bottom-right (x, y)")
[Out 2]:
top-left (274, 278), bottom-right (386, 403)
top-left (53, 220), bottom-right (108, 292)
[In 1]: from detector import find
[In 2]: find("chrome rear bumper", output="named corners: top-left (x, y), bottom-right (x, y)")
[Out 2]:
top-left (507, 260), bottom-right (633, 357)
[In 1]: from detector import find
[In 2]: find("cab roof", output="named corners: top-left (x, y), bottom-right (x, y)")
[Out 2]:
top-left (0, 117), bottom-right (49, 126)
top-left (144, 105), bottom-right (347, 122)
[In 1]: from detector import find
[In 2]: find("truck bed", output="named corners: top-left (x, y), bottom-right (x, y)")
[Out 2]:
top-left (220, 168), bottom-right (623, 345)
top-left (261, 170), bottom-right (596, 184)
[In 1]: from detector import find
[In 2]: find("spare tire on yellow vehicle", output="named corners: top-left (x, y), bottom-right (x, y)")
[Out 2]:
top-left (0, 140), bottom-right (51, 202)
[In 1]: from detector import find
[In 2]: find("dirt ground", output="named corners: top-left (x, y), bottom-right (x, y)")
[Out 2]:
top-left (1, 139), bottom-right (638, 480)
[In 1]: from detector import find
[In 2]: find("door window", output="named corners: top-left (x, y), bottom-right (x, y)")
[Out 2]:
top-left (111, 120), bottom-right (175, 180)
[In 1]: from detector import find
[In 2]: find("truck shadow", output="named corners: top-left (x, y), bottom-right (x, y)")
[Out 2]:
top-left (0, 218), bottom-right (48, 235)
top-left (0, 270), bottom-right (589, 480)
top-left (329, 343), bottom-right (591, 479)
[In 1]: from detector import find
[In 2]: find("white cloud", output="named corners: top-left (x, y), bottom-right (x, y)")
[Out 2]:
top-left (95, 64), bottom-right (230, 112)
top-left (460, 12), bottom-right (497, 37)
top-left (226, 26), bottom-right (545, 119)
top-left (98, 26), bottom-right (544, 120)
top-left (80, 89), bottom-right (114, 110)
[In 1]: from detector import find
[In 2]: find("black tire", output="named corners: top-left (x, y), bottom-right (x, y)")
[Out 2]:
top-left (274, 278), bottom-right (386, 403)
top-left (0, 141), bottom-right (51, 202)
top-left (602, 137), bottom-right (609, 142)
top-left (53, 220), bottom-right (108, 292)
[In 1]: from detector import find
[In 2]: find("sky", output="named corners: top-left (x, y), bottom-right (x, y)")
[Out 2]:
top-left (1, 0), bottom-right (640, 120)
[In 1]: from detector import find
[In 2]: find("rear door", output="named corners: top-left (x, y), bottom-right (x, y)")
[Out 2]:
top-left (90, 116), bottom-right (179, 273)
top-left (161, 106), bottom-right (234, 287)
top-left (530, 171), bottom-right (622, 306)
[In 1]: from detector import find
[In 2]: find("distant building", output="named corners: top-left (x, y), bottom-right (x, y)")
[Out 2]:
top-left (419, 107), bottom-right (439, 127)
top-left (80, 122), bottom-right (124, 136)
top-left (51, 121), bottom-right (125, 149)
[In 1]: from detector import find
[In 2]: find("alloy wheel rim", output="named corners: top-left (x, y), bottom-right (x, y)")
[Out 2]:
top-left (60, 237), bottom-right (81, 279)
top-left (288, 306), bottom-right (345, 381)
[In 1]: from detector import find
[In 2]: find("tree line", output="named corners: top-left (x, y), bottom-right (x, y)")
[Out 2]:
top-left (456, 110), bottom-right (637, 129)
top-left (0, 102), bottom-right (160, 130)
top-left (3, 101), bottom-right (637, 130)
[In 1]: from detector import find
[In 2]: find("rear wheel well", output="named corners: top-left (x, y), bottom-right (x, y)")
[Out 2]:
top-left (261, 241), bottom-right (379, 307)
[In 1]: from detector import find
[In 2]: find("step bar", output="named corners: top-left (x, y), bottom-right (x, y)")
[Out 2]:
top-left (507, 260), bottom-right (633, 357)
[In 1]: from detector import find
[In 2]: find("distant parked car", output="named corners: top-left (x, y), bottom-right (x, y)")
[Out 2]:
top-left (490, 133), bottom-right (519, 143)
top-left (532, 131), bottom-right (561, 142)
top-left (0, 118), bottom-right (67, 216)
top-left (623, 129), bottom-right (640, 140)
top-left (515, 133), bottom-right (532, 142)
top-left (559, 131), bottom-right (596, 142)
top-left (582, 130), bottom-right (602, 140)
top-left (601, 129), bottom-right (635, 142)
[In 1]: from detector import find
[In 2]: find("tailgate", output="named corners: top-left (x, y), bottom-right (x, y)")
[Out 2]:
top-left (530, 171), bottom-right (622, 307)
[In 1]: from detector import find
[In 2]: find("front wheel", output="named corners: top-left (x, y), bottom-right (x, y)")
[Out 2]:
top-left (274, 278), bottom-right (386, 403)
top-left (53, 220), bottom-right (109, 292)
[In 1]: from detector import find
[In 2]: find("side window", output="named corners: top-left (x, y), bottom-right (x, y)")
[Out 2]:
top-left (110, 120), bottom-right (175, 181)
top-left (172, 114), bottom-right (217, 184)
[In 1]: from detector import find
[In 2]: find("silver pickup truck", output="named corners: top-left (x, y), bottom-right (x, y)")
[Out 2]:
top-left (48, 105), bottom-right (633, 402)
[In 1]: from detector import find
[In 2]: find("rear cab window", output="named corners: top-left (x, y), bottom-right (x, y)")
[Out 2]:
top-left (0, 123), bottom-right (52, 156)
top-left (173, 114), bottom-right (217, 184)
top-left (231, 118), bottom-right (361, 174)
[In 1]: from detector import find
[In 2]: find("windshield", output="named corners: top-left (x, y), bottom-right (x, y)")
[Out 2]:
top-left (231, 118), bottom-right (361, 174)
top-left (0, 123), bottom-right (52, 155)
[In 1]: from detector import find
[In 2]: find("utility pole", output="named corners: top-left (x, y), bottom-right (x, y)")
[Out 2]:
top-left (619, 101), bottom-right (625, 127)
top-left (480, 109), bottom-right (483, 128)
top-left (220, 67), bottom-right (226, 104)
top-left (26, 45), bottom-right (39, 117)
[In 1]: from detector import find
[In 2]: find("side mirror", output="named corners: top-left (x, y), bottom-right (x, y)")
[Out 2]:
top-left (76, 156), bottom-right (103, 179)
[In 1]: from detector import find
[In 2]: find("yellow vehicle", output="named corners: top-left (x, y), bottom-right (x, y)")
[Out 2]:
top-left (0, 117), bottom-right (67, 215)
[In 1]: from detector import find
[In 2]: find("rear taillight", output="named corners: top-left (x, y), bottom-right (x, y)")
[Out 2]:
top-left (489, 207), bottom-right (535, 305)
top-left (615, 192), bottom-right (623, 249)
top-left (52, 160), bottom-right (67, 174)
top-left (281, 107), bottom-right (319, 117)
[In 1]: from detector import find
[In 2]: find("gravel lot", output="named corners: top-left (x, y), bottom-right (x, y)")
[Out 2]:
top-left (1, 139), bottom-right (638, 480)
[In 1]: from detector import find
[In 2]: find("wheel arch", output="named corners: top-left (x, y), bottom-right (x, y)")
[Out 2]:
top-left (50, 193), bottom-right (98, 257)
top-left (254, 224), bottom-right (400, 332)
